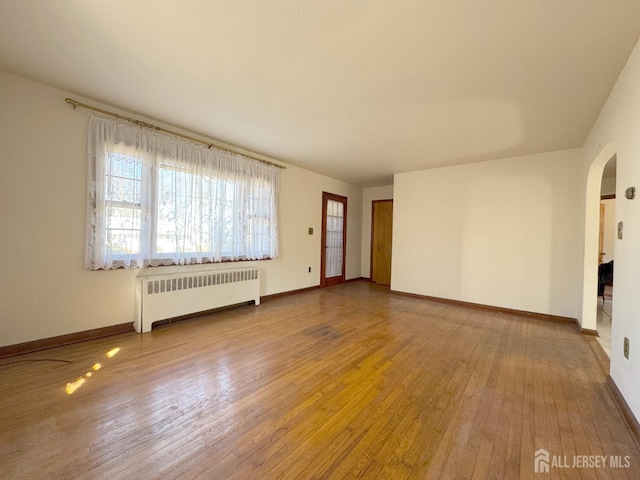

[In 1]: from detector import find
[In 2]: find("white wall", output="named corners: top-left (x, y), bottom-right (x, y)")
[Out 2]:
top-left (581, 38), bottom-right (640, 420)
top-left (0, 71), bottom-right (362, 347)
top-left (601, 198), bottom-right (616, 264)
top-left (600, 176), bottom-right (616, 196)
top-left (392, 149), bottom-right (582, 318)
top-left (360, 185), bottom-right (394, 278)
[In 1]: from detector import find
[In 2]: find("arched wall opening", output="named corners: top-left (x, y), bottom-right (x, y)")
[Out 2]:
top-left (579, 142), bottom-right (616, 332)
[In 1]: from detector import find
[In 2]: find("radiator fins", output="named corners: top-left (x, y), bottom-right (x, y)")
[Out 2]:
top-left (146, 269), bottom-right (259, 295)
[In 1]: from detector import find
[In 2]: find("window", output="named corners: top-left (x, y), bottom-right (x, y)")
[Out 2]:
top-left (104, 152), bottom-right (144, 257)
top-left (85, 115), bottom-right (279, 270)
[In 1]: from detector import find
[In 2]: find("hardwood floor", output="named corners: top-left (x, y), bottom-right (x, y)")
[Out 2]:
top-left (1, 282), bottom-right (638, 479)
top-left (597, 286), bottom-right (613, 357)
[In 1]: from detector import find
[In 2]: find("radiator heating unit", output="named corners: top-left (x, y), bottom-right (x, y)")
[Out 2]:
top-left (135, 267), bottom-right (261, 333)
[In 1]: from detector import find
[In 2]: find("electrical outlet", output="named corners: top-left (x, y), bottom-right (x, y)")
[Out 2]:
top-left (618, 221), bottom-right (623, 239)
top-left (624, 337), bottom-right (630, 359)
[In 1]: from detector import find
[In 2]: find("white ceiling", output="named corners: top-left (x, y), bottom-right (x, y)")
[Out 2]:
top-left (1, 1), bottom-right (640, 186)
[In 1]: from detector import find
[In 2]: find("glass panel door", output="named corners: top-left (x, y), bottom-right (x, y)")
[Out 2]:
top-left (321, 192), bottom-right (347, 287)
top-left (325, 199), bottom-right (344, 278)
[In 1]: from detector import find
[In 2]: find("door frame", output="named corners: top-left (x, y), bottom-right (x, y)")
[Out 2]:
top-left (370, 199), bottom-right (393, 285)
top-left (320, 191), bottom-right (347, 287)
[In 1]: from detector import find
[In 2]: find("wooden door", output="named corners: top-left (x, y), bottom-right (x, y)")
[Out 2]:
top-left (321, 192), bottom-right (347, 287)
top-left (371, 200), bottom-right (393, 285)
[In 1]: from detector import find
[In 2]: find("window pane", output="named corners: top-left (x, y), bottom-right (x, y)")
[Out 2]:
top-left (107, 205), bottom-right (140, 230)
top-left (103, 153), bottom-right (143, 258)
top-left (106, 176), bottom-right (141, 204)
top-left (108, 153), bottom-right (142, 180)
top-left (325, 199), bottom-right (344, 278)
top-left (107, 229), bottom-right (140, 254)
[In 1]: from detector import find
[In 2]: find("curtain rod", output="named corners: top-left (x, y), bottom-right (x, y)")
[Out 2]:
top-left (65, 98), bottom-right (285, 170)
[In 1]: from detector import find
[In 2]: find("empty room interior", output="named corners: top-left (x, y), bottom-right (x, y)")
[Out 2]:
top-left (2, 2), bottom-right (640, 478)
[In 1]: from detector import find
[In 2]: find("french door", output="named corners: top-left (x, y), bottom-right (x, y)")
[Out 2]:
top-left (321, 192), bottom-right (347, 287)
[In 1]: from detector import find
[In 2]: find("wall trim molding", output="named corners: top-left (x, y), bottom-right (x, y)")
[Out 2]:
top-left (606, 375), bottom-right (640, 449)
top-left (5, 280), bottom-right (372, 356)
top-left (346, 277), bottom-right (370, 283)
top-left (579, 328), bottom-right (599, 336)
top-left (586, 336), bottom-right (610, 376)
top-left (0, 323), bottom-right (134, 359)
top-left (2, 281), bottom-right (588, 359)
top-left (389, 289), bottom-right (577, 325)
top-left (260, 285), bottom-right (322, 302)
top-left (261, 277), bottom-right (370, 303)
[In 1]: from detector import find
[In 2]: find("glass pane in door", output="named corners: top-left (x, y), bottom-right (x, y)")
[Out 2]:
top-left (325, 199), bottom-right (344, 277)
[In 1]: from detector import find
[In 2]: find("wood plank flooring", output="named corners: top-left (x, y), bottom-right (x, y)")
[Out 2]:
top-left (0, 282), bottom-right (638, 479)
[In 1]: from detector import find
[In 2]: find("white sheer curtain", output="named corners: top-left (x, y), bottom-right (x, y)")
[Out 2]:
top-left (85, 115), bottom-right (279, 270)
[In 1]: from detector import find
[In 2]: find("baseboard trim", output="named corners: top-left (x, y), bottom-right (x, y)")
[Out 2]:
top-left (0, 323), bottom-right (134, 359)
top-left (261, 278), bottom-right (370, 303)
top-left (606, 375), bottom-right (640, 449)
top-left (389, 290), bottom-right (577, 325)
top-left (586, 336), bottom-right (610, 376)
top-left (3, 280), bottom-right (370, 356)
top-left (346, 277), bottom-right (370, 283)
top-left (579, 328), bottom-right (599, 336)
top-left (261, 285), bottom-right (322, 302)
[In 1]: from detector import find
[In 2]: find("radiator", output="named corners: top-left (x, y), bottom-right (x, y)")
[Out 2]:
top-left (135, 267), bottom-right (261, 333)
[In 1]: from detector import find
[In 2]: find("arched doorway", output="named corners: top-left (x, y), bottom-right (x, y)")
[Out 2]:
top-left (579, 142), bottom-right (616, 335)
top-left (596, 157), bottom-right (616, 356)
